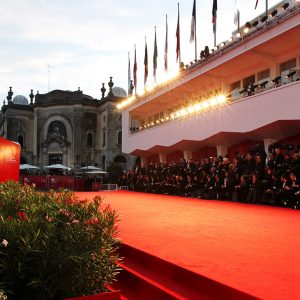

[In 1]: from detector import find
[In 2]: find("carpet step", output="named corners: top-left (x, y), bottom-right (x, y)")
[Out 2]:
top-left (116, 244), bottom-right (258, 300)
top-left (115, 262), bottom-right (184, 300)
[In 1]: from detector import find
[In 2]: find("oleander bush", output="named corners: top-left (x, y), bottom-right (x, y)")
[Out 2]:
top-left (0, 181), bottom-right (120, 300)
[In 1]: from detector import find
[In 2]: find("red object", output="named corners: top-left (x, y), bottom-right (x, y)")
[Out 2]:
top-left (48, 175), bottom-right (74, 190)
top-left (91, 182), bottom-right (102, 191)
top-left (75, 191), bottom-right (300, 300)
top-left (166, 150), bottom-right (183, 163)
top-left (20, 175), bottom-right (47, 189)
top-left (74, 178), bottom-right (85, 191)
top-left (0, 137), bottom-right (20, 183)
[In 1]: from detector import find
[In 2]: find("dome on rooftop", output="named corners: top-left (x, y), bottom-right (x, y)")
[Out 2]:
top-left (112, 87), bottom-right (127, 98)
top-left (13, 95), bottom-right (29, 105)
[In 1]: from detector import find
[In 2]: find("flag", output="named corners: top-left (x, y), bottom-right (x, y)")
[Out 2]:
top-left (212, 0), bottom-right (217, 33)
top-left (255, 0), bottom-right (259, 9)
top-left (133, 46), bottom-right (137, 93)
top-left (128, 52), bottom-right (131, 95)
top-left (234, 0), bottom-right (240, 27)
top-left (153, 27), bottom-right (158, 82)
top-left (176, 4), bottom-right (180, 62)
top-left (190, 0), bottom-right (196, 43)
top-left (144, 39), bottom-right (148, 86)
top-left (164, 15), bottom-right (168, 72)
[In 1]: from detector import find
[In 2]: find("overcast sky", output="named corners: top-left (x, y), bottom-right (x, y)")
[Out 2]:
top-left (0, 0), bottom-right (280, 103)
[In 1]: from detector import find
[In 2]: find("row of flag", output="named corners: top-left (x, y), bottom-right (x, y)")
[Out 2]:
top-left (128, 0), bottom-right (265, 95)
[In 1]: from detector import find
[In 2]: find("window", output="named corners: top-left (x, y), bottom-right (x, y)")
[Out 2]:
top-left (280, 58), bottom-right (296, 73)
top-left (230, 81), bottom-right (241, 100)
top-left (49, 154), bottom-right (62, 165)
top-left (87, 133), bottom-right (93, 146)
top-left (117, 131), bottom-right (122, 145)
top-left (230, 81), bottom-right (240, 91)
top-left (102, 131), bottom-right (106, 146)
top-left (48, 121), bottom-right (67, 138)
top-left (17, 135), bottom-right (24, 148)
top-left (280, 58), bottom-right (296, 83)
top-left (243, 75), bottom-right (255, 88)
top-left (257, 69), bottom-right (270, 81)
top-left (102, 155), bottom-right (106, 168)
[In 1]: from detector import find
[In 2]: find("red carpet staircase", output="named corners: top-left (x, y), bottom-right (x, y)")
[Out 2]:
top-left (114, 244), bottom-right (258, 300)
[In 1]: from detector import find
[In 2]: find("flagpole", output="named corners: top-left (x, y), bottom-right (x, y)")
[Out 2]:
top-left (134, 44), bottom-right (137, 95)
top-left (266, 0), bottom-right (268, 17)
top-left (153, 26), bottom-right (158, 83)
top-left (237, 0), bottom-right (240, 32)
top-left (179, 3), bottom-right (181, 65)
top-left (144, 36), bottom-right (147, 89)
top-left (164, 14), bottom-right (168, 72)
top-left (176, 2), bottom-right (181, 68)
top-left (194, 0), bottom-right (197, 62)
top-left (128, 51), bottom-right (130, 95)
top-left (212, 0), bottom-right (217, 48)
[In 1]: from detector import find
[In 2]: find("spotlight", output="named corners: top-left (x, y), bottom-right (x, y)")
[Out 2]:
top-left (244, 22), bottom-right (252, 33)
top-left (271, 76), bottom-right (281, 84)
top-left (261, 15), bottom-right (268, 22)
top-left (236, 32), bottom-right (241, 37)
top-left (180, 62), bottom-right (185, 71)
top-left (228, 37), bottom-right (233, 42)
top-left (282, 3), bottom-right (289, 10)
top-left (252, 20), bottom-right (259, 27)
top-left (270, 9), bottom-right (278, 17)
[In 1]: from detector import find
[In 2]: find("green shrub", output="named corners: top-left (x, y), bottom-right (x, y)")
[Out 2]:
top-left (0, 181), bottom-right (120, 300)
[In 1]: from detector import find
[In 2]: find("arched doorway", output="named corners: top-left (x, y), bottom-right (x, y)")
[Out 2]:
top-left (114, 155), bottom-right (127, 164)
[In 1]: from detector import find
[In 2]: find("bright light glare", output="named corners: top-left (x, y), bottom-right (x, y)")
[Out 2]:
top-left (216, 95), bottom-right (226, 104)
top-left (117, 96), bottom-right (135, 109)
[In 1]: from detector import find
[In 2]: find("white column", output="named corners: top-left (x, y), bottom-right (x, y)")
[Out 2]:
top-left (183, 150), bottom-right (193, 161)
top-left (159, 153), bottom-right (166, 163)
top-left (140, 156), bottom-right (146, 167)
top-left (263, 138), bottom-right (276, 155)
top-left (216, 145), bottom-right (228, 158)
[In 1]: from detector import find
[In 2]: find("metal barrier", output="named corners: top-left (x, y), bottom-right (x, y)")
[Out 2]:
top-left (119, 186), bottom-right (129, 190)
top-left (102, 184), bottom-right (118, 191)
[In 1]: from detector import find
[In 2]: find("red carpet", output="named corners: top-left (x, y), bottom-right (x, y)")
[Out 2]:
top-left (76, 191), bottom-right (300, 300)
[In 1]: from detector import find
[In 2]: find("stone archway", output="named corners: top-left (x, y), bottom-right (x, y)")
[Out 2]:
top-left (41, 116), bottom-right (72, 166)
top-left (114, 155), bottom-right (127, 164)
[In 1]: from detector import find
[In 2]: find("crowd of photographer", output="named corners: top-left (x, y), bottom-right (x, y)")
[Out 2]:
top-left (118, 144), bottom-right (300, 209)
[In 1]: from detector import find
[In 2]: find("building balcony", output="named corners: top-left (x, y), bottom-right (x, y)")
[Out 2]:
top-left (122, 80), bottom-right (300, 156)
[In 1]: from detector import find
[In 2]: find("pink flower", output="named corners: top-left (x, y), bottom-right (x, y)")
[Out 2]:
top-left (1, 239), bottom-right (8, 247)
